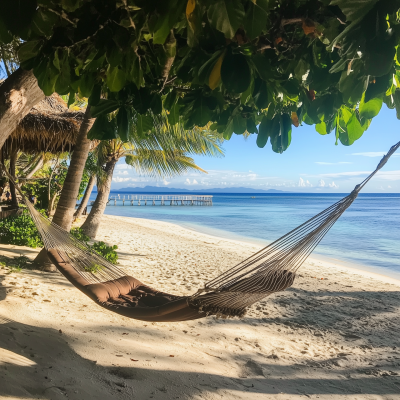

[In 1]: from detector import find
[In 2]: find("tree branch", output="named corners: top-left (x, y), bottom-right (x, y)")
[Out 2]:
top-left (281, 18), bottom-right (303, 28)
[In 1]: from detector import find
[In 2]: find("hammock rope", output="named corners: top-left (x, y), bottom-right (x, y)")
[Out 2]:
top-left (1, 140), bottom-right (399, 321)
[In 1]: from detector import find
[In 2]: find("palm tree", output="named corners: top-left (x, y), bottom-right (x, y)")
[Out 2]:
top-left (74, 152), bottom-right (98, 221)
top-left (81, 116), bottom-right (223, 238)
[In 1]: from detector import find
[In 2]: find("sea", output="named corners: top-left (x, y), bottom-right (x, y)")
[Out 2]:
top-left (89, 192), bottom-right (400, 279)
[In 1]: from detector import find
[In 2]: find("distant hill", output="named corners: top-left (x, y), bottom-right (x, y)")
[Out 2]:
top-left (105, 186), bottom-right (287, 194)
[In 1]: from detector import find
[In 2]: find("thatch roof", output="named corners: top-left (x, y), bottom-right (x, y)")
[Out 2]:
top-left (4, 94), bottom-right (85, 154)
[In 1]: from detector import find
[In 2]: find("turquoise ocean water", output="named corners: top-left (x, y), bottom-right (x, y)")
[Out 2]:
top-left (89, 192), bottom-right (400, 279)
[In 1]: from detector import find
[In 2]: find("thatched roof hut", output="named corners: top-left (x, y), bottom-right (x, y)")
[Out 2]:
top-left (3, 94), bottom-right (85, 155)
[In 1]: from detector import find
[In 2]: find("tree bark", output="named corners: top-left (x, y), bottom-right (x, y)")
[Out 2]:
top-left (81, 159), bottom-right (117, 239)
top-left (9, 146), bottom-right (18, 208)
top-left (51, 106), bottom-right (94, 231)
top-left (25, 154), bottom-right (44, 178)
top-left (74, 174), bottom-right (96, 220)
top-left (0, 68), bottom-right (45, 149)
top-left (34, 106), bottom-right (94, 270)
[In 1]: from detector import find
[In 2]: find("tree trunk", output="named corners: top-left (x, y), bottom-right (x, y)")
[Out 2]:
top-left (81, 159), bottom-right (117, 239)
top-left (47, 192), bottom-right (58, 216)
top-left (9, 147), bottom-right (18, 208)
top-left (21, 153), bottom-right (41, 175)
top-left (0, 68), bottom-right (44, 149)
top-left (34, 106), bottom-right (94, 270)
top-left (51, 106), bottom-right (94, 231)
top-left (74, 174), bottom-right (96, 220)
top-left (25, 154), bottom-right (44, 178)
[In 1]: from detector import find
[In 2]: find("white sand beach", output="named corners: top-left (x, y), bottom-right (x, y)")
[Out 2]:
top-left (1, 214), bottom-right (400, 400)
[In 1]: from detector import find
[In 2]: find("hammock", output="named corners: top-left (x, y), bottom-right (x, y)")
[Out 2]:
top-left (1, 141), bottom-right (399, 322)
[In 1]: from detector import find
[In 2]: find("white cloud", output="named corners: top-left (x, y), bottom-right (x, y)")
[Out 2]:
top-left (298, 177), bottom-right (313, 187)
top-left (192, 179), bottom-right (198, 185)
top-left (328, 181), bottom-right (338, 188)
top-left (115, 164), bottom-right (129, 170)
top-left (163, 179), bottom-right (170, 186)
top-left (315, 162), bottom-right (352, 165)
top-left (116, 170), bottom-right (128, 175)
top-left (185, 178), bottom-right (198, 185)
top-left (388, 185), bottom-right (392, 188)
top-left (376, 170), bottom-right (400, 181)
top-left (318, 179), bottom-right (325, 187)
top-left (112, 177), bottom-right (131, 183)
top-left (351, 152), bottom-right (400, 158)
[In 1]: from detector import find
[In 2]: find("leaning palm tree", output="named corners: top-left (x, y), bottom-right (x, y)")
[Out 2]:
top-left (81, 116), bottom-right (223, 238)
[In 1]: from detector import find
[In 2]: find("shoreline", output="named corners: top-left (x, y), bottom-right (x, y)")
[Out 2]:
top-left (103, 212), bottom-right (400, 286)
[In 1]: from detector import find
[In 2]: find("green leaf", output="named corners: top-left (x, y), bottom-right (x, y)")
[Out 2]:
top-left (207, 0), bottom-right (245, 38)
top-left (185, 96), bottom-right (212, 128)
top-left (61, 0), bottom-right (82, 12)
top-left (339, 70), bottom-right (368, 105)
top-left (223, 118), bottom-right (234, 140)
top-left (67, 92), bottom-right (76, 108)
top-left (88, 84), bottom-right (101, 106)
top-left (316, 121), bottom-right (327, 135)
top-left (37, 60), bottom-right (59, 96)
top-left (270, 114), bottom-right (292, 153)
top-left (365, 72), bottom-right (392, 102)
top-left (347, 114), bottom-right (364, 143)
top-left (251, 53), bottom-right (273, 81)
top-left (232, 114), bottom-right (247, 135)
top-left (221, 51), bottom-right (251, 93)
top-left (149, 93), bottom-right (162, 115)
top-left (256, 116), bottom-right (272, 148)
top-left (79, 73), bottom-right (95, 97)
top-left (330, 0), bottom-right (379, 22)
top-left (153, 16), bottom-right (171, 45)
top-left (243, 0), bottom-right (269, 40)
top-left (117, 107), bottom-right (130, 142)
top-left (246, 118), bottom-right (258, 134)
top-left (164, 90), bottom-right (178, 111)
top-left (253, 78), bottom-right (270, 109)
top-left (393, 90), bottom-right (400, 120)
top-left (90, 99), bottom-right (120, 118)
top-left (18, 41), bottom-right (42, 63)
top-left (31, 8), bottom-right (57, 37)
top-left (294, 59), bottom-right (310, 81)
top-left (87, 115), bottom-right (117, 140)
top-left (359, 95), bottom-right (382, 119)
top-left (136, 114), bottom-right (153, 137)
top-left (106, 66), bottom-right (126, 92)
top-left (167, 103), bottom-right (181, 125)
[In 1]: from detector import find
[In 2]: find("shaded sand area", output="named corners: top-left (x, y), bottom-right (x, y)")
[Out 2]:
top-left (1, 214), bottom-right (400, 399)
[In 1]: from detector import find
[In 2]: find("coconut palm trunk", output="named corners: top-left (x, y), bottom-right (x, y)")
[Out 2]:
top-left (9, 146), bottom-right (18, 208)
top-left (81, 159), bottom-right (117, 238)
top-left (0, 69), bottom-right (44, 149)
top-left (51, 106), bottom-right (94, 230)
top-left (74, 174), bottom-right (96, 220)
top-left (25, 155), bottom-right (44, 179)
top-left (34, 106), bottom-right (94, 269)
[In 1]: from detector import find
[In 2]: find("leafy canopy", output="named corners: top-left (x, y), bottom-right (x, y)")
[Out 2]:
top-left (1, 0), bottom-right (400, 152)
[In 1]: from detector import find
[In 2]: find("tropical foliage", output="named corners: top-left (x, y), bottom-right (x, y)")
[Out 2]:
top-left (0, 209), bottom-right (45, 248)
top-left (1, 1), bottom-right (399, 153)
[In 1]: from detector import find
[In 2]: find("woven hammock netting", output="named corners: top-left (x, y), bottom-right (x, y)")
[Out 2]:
top-left (1, 140), bottom-right (399, 319)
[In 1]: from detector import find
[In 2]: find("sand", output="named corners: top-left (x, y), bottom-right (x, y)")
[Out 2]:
top-left (1, 214), bottom-right (400, 400)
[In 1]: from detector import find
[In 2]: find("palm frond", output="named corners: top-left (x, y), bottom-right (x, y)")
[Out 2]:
top-left (125, 149), bottom-right (205, 179)
top-left (129, 111), bottom-right (224, 157)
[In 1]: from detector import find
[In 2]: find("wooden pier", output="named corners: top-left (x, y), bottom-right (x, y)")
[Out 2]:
top-left (90, 194), bottom-right (213, 207)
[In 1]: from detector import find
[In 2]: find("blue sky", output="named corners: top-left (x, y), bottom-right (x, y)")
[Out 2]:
top-left (113, 105), bottom-right (400, 193)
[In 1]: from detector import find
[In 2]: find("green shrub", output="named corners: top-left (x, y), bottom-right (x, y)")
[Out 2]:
top-left (70, 228), bottom-right (118, 265)
top-left (0, 210), bottom-right (44, 248)
top-left (70, 227), bottom-right (90, 244)
top-left (91, 241), bottom-right (118, 264)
